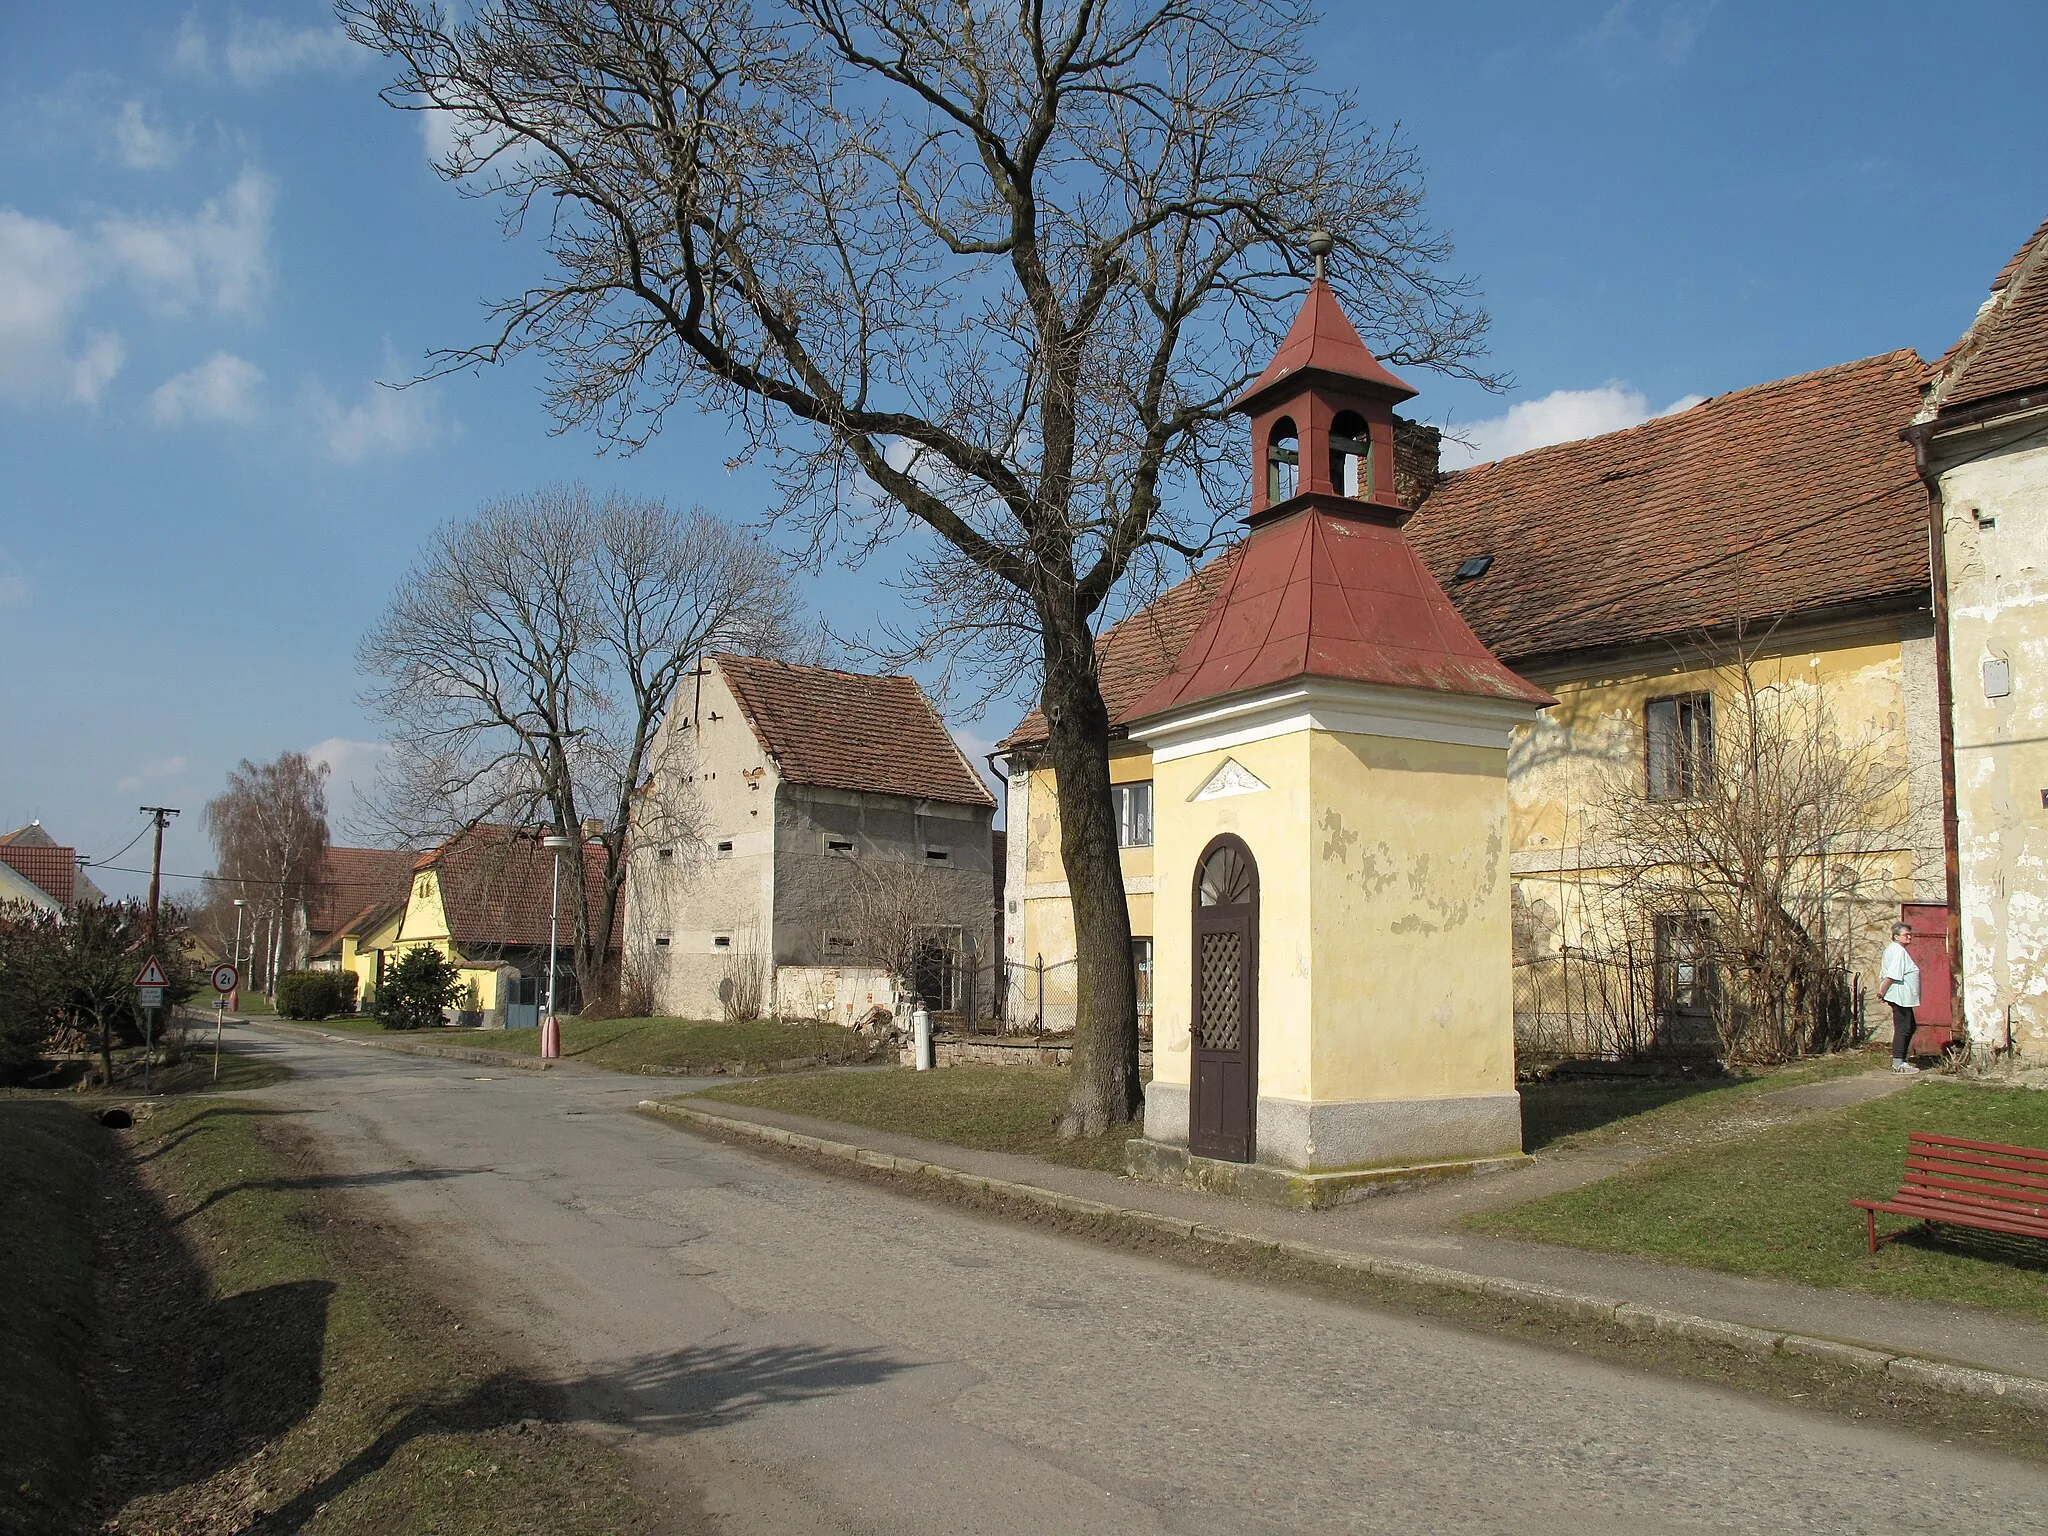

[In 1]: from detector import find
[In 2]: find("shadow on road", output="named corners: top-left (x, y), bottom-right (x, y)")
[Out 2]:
top-left (131, 1103), bottom-right (298, 1165)
top-left (172, 1164), bottom-right (486, 1226)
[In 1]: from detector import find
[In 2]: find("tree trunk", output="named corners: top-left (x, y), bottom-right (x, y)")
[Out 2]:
top-left (98, 1011), bottom-right (112, 1090)
top-left (1040, 628), bottom-right (1141, 1138)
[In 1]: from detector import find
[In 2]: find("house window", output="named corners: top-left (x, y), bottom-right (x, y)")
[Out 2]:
top-left (823, 930), bottom-right (857, 956)
top-left (1112, 781), bottom-right (1154, 847)
top-left (714, 935), bottom-right (732, 949)
top-left (1646, 693), bottom-right (1713, 801)
top-left (1131, 937), bottom-right (1154, 1019)
top-left (1653, 914), bottom-right (1714, 1018)
top-left (925, 847), bottom-right (950, 862)
top-left (716, 839), bottom-right (734, 855)
top-left (654, 935), bottom-right (671, 948)
top-left (1266, 416), bottom-right (1299, 502)
top-left (824, 837), bottom-right (856, 855)
top-left (657, 847), bottom-right (675, 861)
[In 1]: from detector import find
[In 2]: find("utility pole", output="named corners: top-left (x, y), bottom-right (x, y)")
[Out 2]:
top-left (139, 806), bottom-right (180, 947)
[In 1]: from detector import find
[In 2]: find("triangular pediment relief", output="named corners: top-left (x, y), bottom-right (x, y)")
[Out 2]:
top-left (1192, 757), bottom-right (1269, 801)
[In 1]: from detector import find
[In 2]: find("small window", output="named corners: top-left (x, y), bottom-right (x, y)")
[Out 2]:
top-left (1111, 782), bottom-right (1154, 848)
top-left (1453, 555), bottom-right (1494, 582)
top-left (1266, 416), bottom-right (1299, 502)
top-left (823, 931), bottom-right (857, 955)
top-left (925, 848), bottom-right (949, 862)
top-left (1330, 411), bottom-right (1372, 499)
top-left (1645, 693), bottom-right (1713, 801)
top-left (716, 839), bottom-right (733, 855)
top-left (825, 837), bottom-right (856, 855)
top-left (654, 935), bottom-right (671, 948)
top-left (713, 935), bottom-right (732, 949)
top-left (657, 847), bottom-right (675, 861)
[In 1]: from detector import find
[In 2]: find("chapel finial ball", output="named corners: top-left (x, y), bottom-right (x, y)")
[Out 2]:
top-left (1305, 230), bottom-right (1334, 259)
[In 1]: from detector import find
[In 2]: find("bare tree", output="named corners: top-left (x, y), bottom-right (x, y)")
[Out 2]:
top-left (342, 0), bottom-right (1493, 1134)
top-left (358, 485), bottom-right (804, 1007)
top-left (1595, 636), bottom-right (1910, 1063)
top-left (838, 856), bottom-right (958, 1002)
top-left (204, 752), bottom-right (331, 981)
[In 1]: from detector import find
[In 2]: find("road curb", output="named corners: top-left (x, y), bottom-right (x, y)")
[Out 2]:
top-left (638, 1096), bottom-right (2048, 1416)
top-left (244, 1018), bottom-right (555, 1071)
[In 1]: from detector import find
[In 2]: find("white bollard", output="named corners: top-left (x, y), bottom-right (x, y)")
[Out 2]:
top-left (913, 1005), bottom-right (934, 1071)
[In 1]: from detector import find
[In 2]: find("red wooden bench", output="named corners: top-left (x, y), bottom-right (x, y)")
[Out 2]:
top-left (1852, 1131), bottom-right (2048, 1254)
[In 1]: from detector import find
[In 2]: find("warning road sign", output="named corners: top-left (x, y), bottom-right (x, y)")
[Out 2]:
top-left (134, 956), bottom-right (169, 988)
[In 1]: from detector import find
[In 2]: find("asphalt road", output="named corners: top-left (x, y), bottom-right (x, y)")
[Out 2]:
top-left (227, 1022), bottom-right (2048, 1534)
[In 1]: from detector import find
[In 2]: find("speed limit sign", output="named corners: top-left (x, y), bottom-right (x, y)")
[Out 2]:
top-left (211, 963), bottom-right (239, 995)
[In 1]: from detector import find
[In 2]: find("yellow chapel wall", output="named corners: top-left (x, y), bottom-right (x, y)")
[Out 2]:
top-left (1305, 730), bottom-right (1517, 1105)
top-left (1149, 732), bottom-right (1314, 1099)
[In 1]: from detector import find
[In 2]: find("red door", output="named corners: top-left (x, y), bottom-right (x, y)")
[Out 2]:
top-left (1900, 903), bottom-right (1954, 1054)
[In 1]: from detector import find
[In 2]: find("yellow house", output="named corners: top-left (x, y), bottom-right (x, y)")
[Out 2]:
top-left (345, 828), bottom-right (619, 1024)
top-left (1002, 346), bottom-right (1945, 1066)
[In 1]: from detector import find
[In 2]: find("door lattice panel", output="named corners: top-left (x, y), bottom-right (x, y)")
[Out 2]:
top-left (1198, 930), bottom-right (1243, 1052)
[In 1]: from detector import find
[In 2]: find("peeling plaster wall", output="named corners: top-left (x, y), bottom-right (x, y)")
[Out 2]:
top-left (1936, 413), bottom-right (2048, 1047)
top-left (626, 664), bottom-right (778, 1019)
top-left (1506, 618), bottom-right (1941, 991)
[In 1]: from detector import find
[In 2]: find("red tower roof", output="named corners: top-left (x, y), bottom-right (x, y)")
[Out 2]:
top-left (1232, 280), bottom-right (1418, 413)
top-left (1126, 501), bottom-right (1553, 720)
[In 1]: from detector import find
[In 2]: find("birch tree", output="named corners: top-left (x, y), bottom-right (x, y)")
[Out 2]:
top-left (204, 752), bottom-right (331, 977)
top-left (341, 0), bottom-right (1493, 1132)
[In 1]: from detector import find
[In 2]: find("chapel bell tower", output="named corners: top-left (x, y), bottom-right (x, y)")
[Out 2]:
top-left (1122, 239), bottom-right (1553, 1207)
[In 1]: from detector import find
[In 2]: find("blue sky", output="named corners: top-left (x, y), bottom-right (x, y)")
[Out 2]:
top-left (3, 1), bottom-right (2044, 898)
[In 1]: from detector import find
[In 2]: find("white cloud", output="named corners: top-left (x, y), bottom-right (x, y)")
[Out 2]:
top-left (111, 100), bottom-right (189, 170)
top-left (1441, 385), bottom-right (1706, 471)
top-left (309, 374), bottom-right (445, 463)
top-left (308, 737), bottom-right (387, 828)
top-left (0, 170), bottom-right (272, 410)
top-left (1582, 1), bottom-right (1717, 71)
top-left (0, 209), bottom-right (126, 406)
top-left (170, 12), bottom-right (363, 84)
top-left (97, 167), bottom-right (275, 317)
top-left (149, 352), bottom-right (265, 425)
top-left (116, 755), bottom-right (189, 793)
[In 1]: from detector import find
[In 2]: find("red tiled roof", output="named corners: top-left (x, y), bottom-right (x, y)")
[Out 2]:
top-left (1127, 501), bottom-right (1552, 721)
top-left (1408, 351), bottom-right (1930, 662)
top-left (305, 847), bottom-right (416, 936)
top-left (1002, 349), bottom-right (1930, 750)
top-left (715, 655), bottom-right (996, 809)
top-left (425, 827), bottom-right (622, 953)
top-left (1234, 280), bottom-right (1416, 411)
top-left (1930, 214), bottom-right (2048, 413)
top-left (0, 843), bottom-right (76, 904)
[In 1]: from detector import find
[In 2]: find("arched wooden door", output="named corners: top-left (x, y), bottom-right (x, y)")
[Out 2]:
top-left (1190, 836), bottom-right (1258, 1163)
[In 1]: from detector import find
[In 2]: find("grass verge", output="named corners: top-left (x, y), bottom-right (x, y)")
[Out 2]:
top-left (1517, 1052), bottom-right (1877, 1153)
top-left (699, 1064), bottom-right (1139, 1172)
top-left (299, 1014), bottom-right (881, 1074)
top-left (1473, 1080), bottom-right (2048, 1323)
top-left (0, 1101), bottom-right (103, 1533)
top-left (88, 1093), bottom-right (649, 1533)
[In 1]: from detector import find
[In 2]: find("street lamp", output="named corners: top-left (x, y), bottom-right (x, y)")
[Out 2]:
top-left (542, 832), bottom-right (576, 1060)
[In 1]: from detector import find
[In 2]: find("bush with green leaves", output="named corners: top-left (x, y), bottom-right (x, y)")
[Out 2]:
top-left (376, 947), bottom-right (461, 1032)
top-left (0, 905), bottom-right (64, 1079)
top-left (275, 969), bottom-right (358, 1020)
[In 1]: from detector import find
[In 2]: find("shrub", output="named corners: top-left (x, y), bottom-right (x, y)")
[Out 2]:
top-left (376, 947), bottom-right (461, 1032)
top-left (275, 970), bottom-right (350, 1020)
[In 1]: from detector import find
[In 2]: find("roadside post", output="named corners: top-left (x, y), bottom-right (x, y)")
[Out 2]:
top-left (210, 962), bottom-right (239, 1082)
top-left (913, 1004), bottom-right (933, 1071)
top-left (134, 956), bottom-right (168, 1093)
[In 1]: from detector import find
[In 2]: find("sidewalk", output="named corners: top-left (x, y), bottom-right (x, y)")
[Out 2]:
top-left (643, 1089), bottom-right (2048, 1398)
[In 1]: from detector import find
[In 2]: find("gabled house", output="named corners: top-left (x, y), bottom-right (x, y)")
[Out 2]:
top-left (629, 655), bottom-right (998, 1022)
top-left (302, 847), bottom-right (416, 970)
top-left (1000, 346), bottom-right (1945, 1049)
top-left (354, 827), bottom-right (618, 1023)
top-left (1910, 213), bottom-right (2048, 1053)
top-left (0, 822), bottom-right (106, 907)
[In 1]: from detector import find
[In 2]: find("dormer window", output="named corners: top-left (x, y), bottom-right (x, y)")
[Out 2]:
top-left (1266, 417), bottom-right (1299, 502)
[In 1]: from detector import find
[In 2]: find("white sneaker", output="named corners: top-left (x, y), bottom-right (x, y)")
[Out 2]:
top-left (1892, 1060), bottom-right (1922, 1074)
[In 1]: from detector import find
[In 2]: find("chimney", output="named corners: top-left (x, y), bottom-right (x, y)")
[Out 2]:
top-left (1393, 417), bottom-right (1441, 510)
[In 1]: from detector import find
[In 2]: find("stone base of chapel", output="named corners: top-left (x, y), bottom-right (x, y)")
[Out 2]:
top-left (1128, 1084), bottom-right (1530, 1210)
